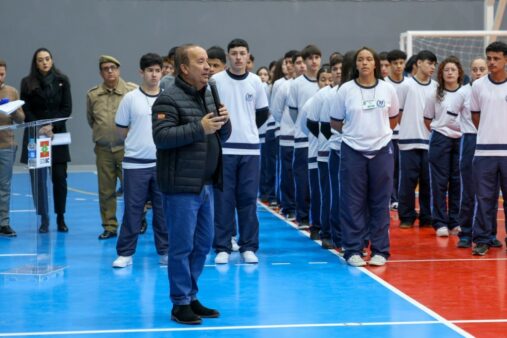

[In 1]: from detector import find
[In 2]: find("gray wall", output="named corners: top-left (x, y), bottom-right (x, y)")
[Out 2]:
top-left (1, 0), bottom-right (485, 165)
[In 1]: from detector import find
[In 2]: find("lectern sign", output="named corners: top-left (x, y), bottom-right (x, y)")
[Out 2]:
top-left (28, 137), bottom-right (52, 169)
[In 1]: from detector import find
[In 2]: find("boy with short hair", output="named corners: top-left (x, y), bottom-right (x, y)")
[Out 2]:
top-left (113, 53), bottom-right (169, 268)
top-left (385, 49), bottom-right (407, 210)
top-left (397, 50), bottom-right (437, 229)
top-left (207, 46), bottom-right (227, 76)
top-left (212, 39), bottom-right (269, 264)
top-left (288, 45), bottom-right (321, 232)
top-left (470, 41), bottom-right (507, 255)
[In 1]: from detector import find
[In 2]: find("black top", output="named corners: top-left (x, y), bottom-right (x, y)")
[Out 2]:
top-left (19, 68), bottom-right (72, 164)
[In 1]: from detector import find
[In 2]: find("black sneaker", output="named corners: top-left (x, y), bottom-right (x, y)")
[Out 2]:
top-left (171, 304), bottom-right (202, 324)
top-left (0, 225), bottom-right (17, 237)
top-left (399, 222), bottom-right (413, 229)
top-left (309, 228), bottom-right (320, 240)
top-left (419, 220), bottom-right (433, 228)
top-left (457, 238), bottom-right (472, 248)
top-left (321, 238), bottom-right (335, 249)
top-left (98, 230), bottom-right (117, 240)
top-left (190, 300), bottom-right (219, 318)
top-left (489, 239), bottom-right (502, 248)
top-left (285, 212), bottom-right (296, 221)
top-left (298, 218), bottom-right (310, 230)
top-left (472, 243), bottom-right (489, 256)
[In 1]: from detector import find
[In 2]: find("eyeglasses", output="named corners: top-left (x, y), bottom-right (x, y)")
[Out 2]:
top-left (101, 65), bottom-right (118, 72)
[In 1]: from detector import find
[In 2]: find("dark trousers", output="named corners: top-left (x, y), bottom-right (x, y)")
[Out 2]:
top-left (391, 139), bottom-right (399, 204)
top-left (318, 161), bottom-right (331, 239)
top-left (214, 155), bottom-right (260, 253)
top-left (398, 149), bottom-right (431, 224)
top-left (279, 146), bottom-right (295, 214)
top-left (309, 165), bottom-right (321, 230)
top-left (458, 134), bottom-right (499, 240)
top-left (293, 147), bottom-right (310, 222)
top-left (259, 129), bottom-right (278, 202)
top-left (428, 131), bottom-right (461, 230)
top-left (116, 167), bottom-right (168, 257)
top-left (329, 149), bottom-right (341, 246)
top-left (458, 134), bottom-right (476, 238)
top-left (340, 143), bottom-right (393, 260)
top-left (29, 162), bottom-right (67, 220)
top-left (164, 185), bottom-right (214, 305)
top-left (472, 156), bottom-right (507, 244)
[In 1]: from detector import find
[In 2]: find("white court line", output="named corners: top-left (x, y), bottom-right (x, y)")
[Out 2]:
top-left (0, 254), bottom-right (37, 258)
top-left (308, 261), bottom-right (328, 265)
top-left (271, 262), bottom-right (291, 265)
top-left (10, 209), bottom-right (35, 213)
top-left (389, 257), bottom-right (507, 263)
top-left (1, 319), bottom-right (505, 337)
top-left (67, 187), bottom-right (97, 196)
top-left (257, 202), bottom-right (474, 338)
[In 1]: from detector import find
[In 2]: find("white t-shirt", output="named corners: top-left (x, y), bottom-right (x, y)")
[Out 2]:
top-left (305, 86), bottom-right (333, 163)
top-left (331, 79), bottom-right (399, 154)
top-left (288, 75), bottom-right (319, 148)
top-left (115, 88), bottom-right (158, 169)
top-left (321, 85), bottom-right (342, 151)
top-left (271, 78), bottom-right (295, 147)
top-left (384, 76), bottom-right (405, 140)
top-left (423, 87), bottom-right (462, 139)
top-left (213, 70), bottom-right (269, 155)
top-left (471, 74), bottom-right (507, 157)
top-left (454, 84), bottom-right (477, 134)
top-left (398, 77), bottom-right (437, 151)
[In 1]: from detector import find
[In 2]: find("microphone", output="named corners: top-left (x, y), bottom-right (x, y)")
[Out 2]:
top-left (208, 78), bottom-right (222, 116)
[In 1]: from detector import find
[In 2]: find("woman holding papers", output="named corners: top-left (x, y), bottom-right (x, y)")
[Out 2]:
top-left (20, 48), bottom-right (72, 233)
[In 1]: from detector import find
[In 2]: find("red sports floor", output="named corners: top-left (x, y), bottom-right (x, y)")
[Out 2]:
top-left (369, 206), bottom-right (507, 338)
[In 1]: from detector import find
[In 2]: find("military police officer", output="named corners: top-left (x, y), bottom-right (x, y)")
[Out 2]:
top-left (86, 55), bottom-right (137, 239)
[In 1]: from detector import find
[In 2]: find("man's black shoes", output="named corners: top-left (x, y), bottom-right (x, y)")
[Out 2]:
top-left (171, 305), bottom-right (202, 325)
top-left (0, 225), bottom-right (16, 237)
top-left (190, 300), bottom-right (220, 318)
top-left (98, 230), bottom-right (117, 240)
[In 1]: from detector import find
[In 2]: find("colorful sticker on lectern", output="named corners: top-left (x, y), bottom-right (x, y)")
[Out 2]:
top-left (36, 137), bottom-right (52, 168)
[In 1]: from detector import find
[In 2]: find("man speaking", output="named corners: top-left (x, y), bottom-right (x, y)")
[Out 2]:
top-left (152, 44), bottom-right (231, 325)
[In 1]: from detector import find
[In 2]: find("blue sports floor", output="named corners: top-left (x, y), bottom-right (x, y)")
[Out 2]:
top-left (0, 171), bottom-right (471, 337)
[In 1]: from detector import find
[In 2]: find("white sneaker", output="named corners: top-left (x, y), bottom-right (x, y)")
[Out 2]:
top-left (159, 254), bottom-right (168, 266)
top-left (242, 251), bottom-right (259, 264)
top-left (112, 255), bottom-right (133, 268)
top-left (449, 226), bottom-right (461, 236)
top-left (368, 255), bottom-right (387, 266)
top-left (231, 237), bottom-right (240, 252)
top-left (436, 226), bottom-right (449, 237)
top-left (215, 251), bottom-right (230, 264)
top-left (347, 254), bottom-right (366, 267)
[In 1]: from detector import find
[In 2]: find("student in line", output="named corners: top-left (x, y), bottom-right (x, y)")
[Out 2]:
top-left (423, 56), bottom-right (463, 237)
top-left (470, 41), bottom-right (507, 255)
top-left (397, 51), bottom-right (437, 229)
top-left (330, 47), bottom-right (399, 267)
top-left (300, 64), bottom-right (333, 247)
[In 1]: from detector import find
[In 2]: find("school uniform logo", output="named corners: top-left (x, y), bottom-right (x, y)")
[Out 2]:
top-left (376, 100), bottom-right (385, 108)
top-left (245, 93), bottom-right (254, 102)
